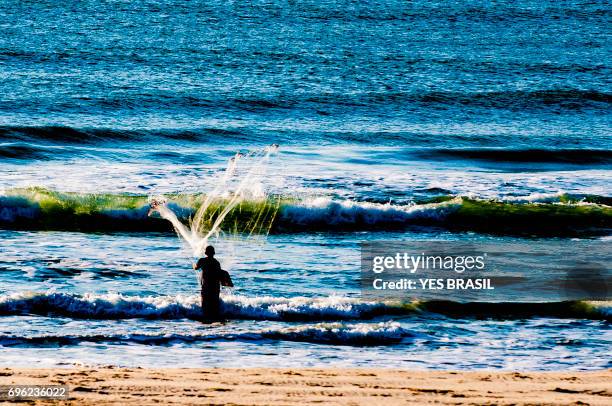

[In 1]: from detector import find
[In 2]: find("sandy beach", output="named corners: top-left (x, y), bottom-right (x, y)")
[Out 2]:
top-left (0, 367), bottom-right (609, 405)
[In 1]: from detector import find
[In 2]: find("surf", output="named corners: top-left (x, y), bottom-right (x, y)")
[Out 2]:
top-left (0, 321), bottom-right (408, 347)
top-left (0, 187), bottom-right (610, 236)
top-left (1, 291), bottom-right (609, 322)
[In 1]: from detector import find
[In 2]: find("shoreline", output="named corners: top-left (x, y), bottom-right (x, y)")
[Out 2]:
top-left (1, 367), bottom-right (610, 405)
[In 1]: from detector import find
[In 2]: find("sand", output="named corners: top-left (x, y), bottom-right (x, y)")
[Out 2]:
top-left (0, 367), bottom-right (610, 405)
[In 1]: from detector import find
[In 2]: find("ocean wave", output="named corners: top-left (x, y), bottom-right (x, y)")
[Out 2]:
top-left (417, 148), bottom-right (612, 165)
top-left (0, 126), bottom-right (133, 144)
top-left (1, 89), bottom-right (607, 126)
top-left (278, 197), bottom-right (459, 228)
top-left (413, 89), bottom-right (611, 110)
top-left (498, 192), bottom-right (612, 206)
top-left (0, 321), bottom-right (408, 347)
top-left (261, 321), bottom-right (408, 345)
top-left (0, 125), bottom-right (245, 145)
top-left (0, 188), bottom-right (610, 235)
top-left (0, 292), bottom-right (609, 322)
top-left (0, 126), bottom-right (609, 158)
top-left (0, 292), bottom-right (400, 321)
top-left (0, 143), bottom-right (60, 161)
top-left (0, 188), bottom-right (612, 236)
top-left (0, 91), bottom-right (608, 152)
top-left (419, 300), bottom-right (611, 321)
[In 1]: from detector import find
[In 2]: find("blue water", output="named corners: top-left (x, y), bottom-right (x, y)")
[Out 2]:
top-left (0, 0), bottom-right (610, 369)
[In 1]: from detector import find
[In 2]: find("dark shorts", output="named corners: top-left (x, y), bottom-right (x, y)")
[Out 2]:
top-left (201, 292), bottom-right (221, 320)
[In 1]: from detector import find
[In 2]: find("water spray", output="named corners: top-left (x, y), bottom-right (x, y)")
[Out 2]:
top-left (148, 144), bottom-right (281, 284)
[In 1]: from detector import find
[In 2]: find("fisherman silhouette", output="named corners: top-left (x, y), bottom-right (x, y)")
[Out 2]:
top-left (193, 246), bottom-right (233, 321)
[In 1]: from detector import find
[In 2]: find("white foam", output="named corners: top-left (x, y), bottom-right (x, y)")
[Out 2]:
top-left (501, 192), bottom-right (567, 203)
top-left (0, 321), bottom-right (408, 347)
top-left (279, 197), bottom-right (461, 226)
top-left (222, 293), bottom-right (391, 320)
top-left (265, 321), bottom-right (408, 344)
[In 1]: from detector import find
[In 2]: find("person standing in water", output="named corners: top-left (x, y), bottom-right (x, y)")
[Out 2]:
top-left (193, 245), bottom-right (226, 321)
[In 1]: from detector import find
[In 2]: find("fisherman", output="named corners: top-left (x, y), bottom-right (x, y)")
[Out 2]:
top-left (193, 245), bottom-right (232, 321)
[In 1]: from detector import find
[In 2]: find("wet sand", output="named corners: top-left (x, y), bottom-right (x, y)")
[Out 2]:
top-left (1, 367), bottom-right (610, 405)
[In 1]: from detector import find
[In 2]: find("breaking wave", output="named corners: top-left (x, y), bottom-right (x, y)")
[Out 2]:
top-left (0, 188), bottom-right (610, 236)
top-left (0, 292), bottom-right (401, 321)
top-left (0, 321), bottom-right (408, 347)
top-left (0, 292), bottom-right (609, 321)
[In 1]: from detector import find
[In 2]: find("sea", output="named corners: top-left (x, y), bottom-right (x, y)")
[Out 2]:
top-left (0, 0), bottom-right (610, 370)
